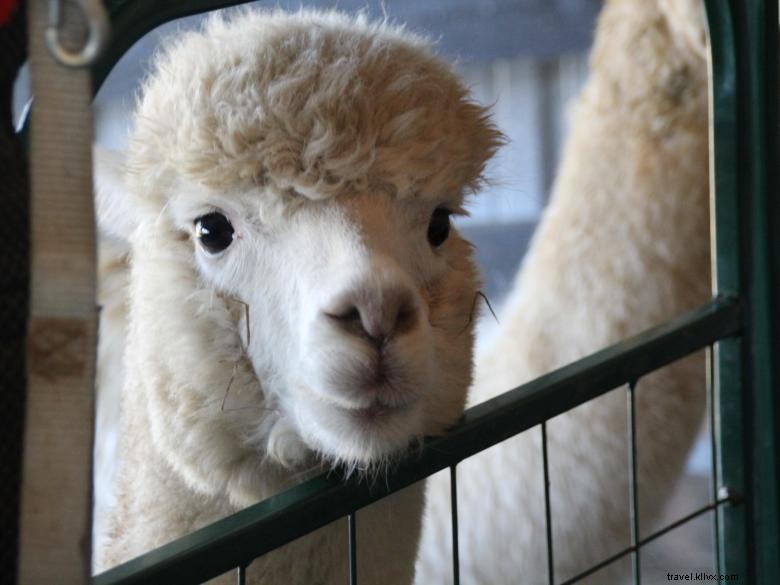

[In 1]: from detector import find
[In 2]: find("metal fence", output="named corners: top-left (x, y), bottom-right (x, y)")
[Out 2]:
top-left (91, 0), bottom-right (779, 583)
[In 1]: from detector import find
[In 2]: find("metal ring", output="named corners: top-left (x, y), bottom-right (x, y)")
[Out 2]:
top-left (45, 0), bottom-right (110, 68)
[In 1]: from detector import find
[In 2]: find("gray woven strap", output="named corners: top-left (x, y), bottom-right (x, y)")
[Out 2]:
top-left (18, 0), bottom-right (97, 582)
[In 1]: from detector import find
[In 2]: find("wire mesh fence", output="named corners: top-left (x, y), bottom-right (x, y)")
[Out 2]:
top-left (275, 339), bottom-right (740, 585)
top-left (93, 296), bottom-right (742, 585)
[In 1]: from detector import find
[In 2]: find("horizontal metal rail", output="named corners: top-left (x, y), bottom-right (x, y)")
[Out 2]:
top-left (93, 294), bottom-right (741, 585)
top-left (93, 0), bottom-right (250, 93)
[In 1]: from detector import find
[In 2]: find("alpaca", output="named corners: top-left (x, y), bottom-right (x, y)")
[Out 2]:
top-left (416, 0), bottom-right (711, 583)
top-left (93, 9), bottom-right (502, 584)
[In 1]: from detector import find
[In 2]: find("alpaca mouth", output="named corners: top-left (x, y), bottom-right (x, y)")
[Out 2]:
top-left (346, 401), bottom-right (408, 422)
top-left (328, 391), bottom-right (423, 430)
top-left (297, 388), bottom-right (425, 465)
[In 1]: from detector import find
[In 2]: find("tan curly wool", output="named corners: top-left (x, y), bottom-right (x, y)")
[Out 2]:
top-left (127, 10), bottom-right (499, 206)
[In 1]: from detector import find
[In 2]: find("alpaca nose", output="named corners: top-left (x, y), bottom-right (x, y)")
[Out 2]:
top-left (324, 283), bottom-right (419, 345)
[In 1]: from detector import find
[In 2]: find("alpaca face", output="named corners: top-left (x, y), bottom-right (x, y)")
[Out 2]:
top-left (166, 183), bottom-right (479, 471)
top-left (108, 9), bottom-right (502, 503)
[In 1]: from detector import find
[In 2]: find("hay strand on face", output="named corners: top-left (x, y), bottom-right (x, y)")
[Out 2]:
top-left (460, 290), bottom-right (499, 334)
top-left (227, 296), bottom-right (251, 346)
top-left (220, 361), bottom-right (239, 412)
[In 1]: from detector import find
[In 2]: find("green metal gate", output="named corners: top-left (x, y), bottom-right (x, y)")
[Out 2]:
top-left (89, 0), bottom-right (779, 583)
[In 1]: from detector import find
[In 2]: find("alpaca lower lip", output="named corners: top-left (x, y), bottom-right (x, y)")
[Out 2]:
top-left (343, 401), bottom-right (411, 422)
top-left (357, 404), bottom-right (393, 417)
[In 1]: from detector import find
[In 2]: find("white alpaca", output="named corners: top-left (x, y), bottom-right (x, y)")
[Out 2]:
top-left (93, 10), bottom-right (501, 584)
top-left (416, 0), bottom-right (712, 583)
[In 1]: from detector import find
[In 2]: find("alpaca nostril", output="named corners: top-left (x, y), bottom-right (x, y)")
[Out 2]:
top-left (392, 295), bottom-right (419, 337)
top-left (324, 287), bottom-right (420, 345)
top-left (325, 305), bottom-right (365, 338)
top-left (327, 306), bottom-right (361, 324)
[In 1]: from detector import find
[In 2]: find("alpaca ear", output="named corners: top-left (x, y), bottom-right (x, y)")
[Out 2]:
top-left (93, 146), bottom-right (138, 243)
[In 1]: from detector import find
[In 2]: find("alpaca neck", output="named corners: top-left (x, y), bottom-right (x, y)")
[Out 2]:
top-left (488, 0), bottom-right (711, 379)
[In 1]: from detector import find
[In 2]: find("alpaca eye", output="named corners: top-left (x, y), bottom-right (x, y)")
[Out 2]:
top-left (194, 212), bottom-right (234, 254)
top-left (427, 208), bottom-right (451, 248)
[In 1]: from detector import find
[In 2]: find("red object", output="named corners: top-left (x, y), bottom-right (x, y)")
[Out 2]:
top-left (0, 0), bottom-right (18, 26)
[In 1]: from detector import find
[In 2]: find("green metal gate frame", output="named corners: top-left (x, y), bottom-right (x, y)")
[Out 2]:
top-left (90, 1), bottom-right (779, 583)
top-left (708, 1), bottom-right (780, 580)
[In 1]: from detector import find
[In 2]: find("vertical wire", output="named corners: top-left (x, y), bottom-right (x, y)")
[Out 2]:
top-left (236, 564), bottom-right (246, 585)
top-left (627, 380), bottom-right (641, 585)
top-left (541, 422), bottom-right (555, 585)
top-left (348, 512), bottom-right (358, 585)
top-left (450, 465), bottom-right (461, 585)
top-left (707, 344), bottom-right (722, 583)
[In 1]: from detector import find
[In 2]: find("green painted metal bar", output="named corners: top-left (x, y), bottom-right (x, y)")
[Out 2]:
top-left (627, 380), bottom-right (640, 585)
top-left (449, 465), bottom-right (460, 585)
top-left (740, 1), bottom-right (780, 581)
top-left (93, 0), bottom-right (252, 94)
top-left (705, 1), bottom-right (780, 582)
top-left (541, 423), bottom-right (554, 585)
top-left (706, 345), bottom-right (722, 584)
top-left (704, 0), bottom-right (749, 579)
top-left (348, 513), bottom-right (358, 585)
top-left (92, 296), bottom-right (741, 585)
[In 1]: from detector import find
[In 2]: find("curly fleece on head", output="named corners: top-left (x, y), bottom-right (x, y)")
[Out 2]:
top-left (128, 9), bottom-right (503, 204)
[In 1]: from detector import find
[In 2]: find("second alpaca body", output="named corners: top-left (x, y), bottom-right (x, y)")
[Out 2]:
top-left (417, 0), bottom-right (712, 582)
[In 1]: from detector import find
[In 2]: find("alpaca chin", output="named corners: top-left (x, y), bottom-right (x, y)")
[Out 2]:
top-left (294, 391), bottom-right (426, 470)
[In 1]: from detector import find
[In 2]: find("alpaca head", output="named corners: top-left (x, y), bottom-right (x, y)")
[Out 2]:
top-left (99, 9), bottom-right (501, 502)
